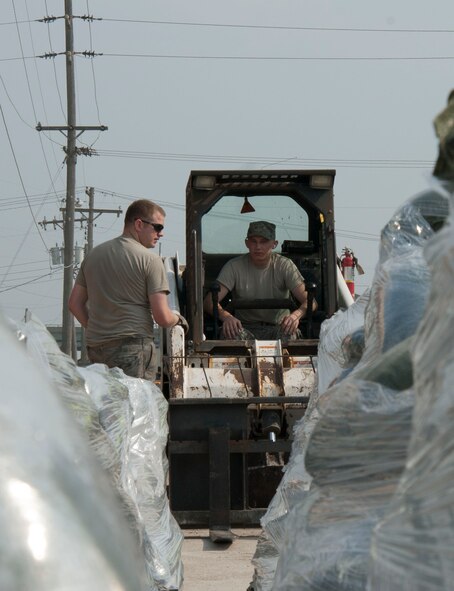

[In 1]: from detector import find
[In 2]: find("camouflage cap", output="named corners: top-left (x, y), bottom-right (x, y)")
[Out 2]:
top-left (247, 221), bottom-right (276, 240)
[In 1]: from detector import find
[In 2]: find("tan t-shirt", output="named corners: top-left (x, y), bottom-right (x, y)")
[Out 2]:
top-left (217, 253), bottom-right (304, 324)
top-left (76, 236), bottom-right (169, 345)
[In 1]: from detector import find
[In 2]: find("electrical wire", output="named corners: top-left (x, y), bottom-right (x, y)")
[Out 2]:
top-left (43, 0), bottom-right (66, 120)
top-left (0, 102), bottom-right (48, 250)
top-left (2, 17), bottom-right (454, 34)
top-left (10, 1), bottom-right (65, 220)
top-left (94, 149), bottom-right (434, 169)
top-left (0, 73), bottom-right (35, 129)
top-left (100, 18), bottom-right (454, 35)
top-left (86, 0), bottom-right (101, 125)
top-left (25, 0), bottom-right (64, 177)
top-left (0, 270), bottom-right (62, 294)
top-left (100, 52), bottom-right (454, 62)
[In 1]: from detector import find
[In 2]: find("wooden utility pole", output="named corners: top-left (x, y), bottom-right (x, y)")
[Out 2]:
top-left (79, 186), bottom-right (93, 365)
top-left (36, 4), bottom-right (107, 359)
top-left (62, 0), bottom-right (77, 357)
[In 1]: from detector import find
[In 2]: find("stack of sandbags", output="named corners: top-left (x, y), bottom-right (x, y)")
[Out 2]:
top-left (359, 187), bottom-right (448, 369)
top-left (0, 313), bottom-right (150, 591)
top-left (250, 184), bottom-right (450, 591)
top-left (251, 294), bottom-right (370, 590)
top-left (250, 391), bottom-right (322, 591)
top-left (16, 313), bottom-right (183, 591)
top-left (316, 290), bottom-right (369, 394)
top-left (18, 313), bottom-right (122, 478)
top-left (368, 182), bottom-right (454, 590)
top-left (272, 380), bottom-right (414, 590)
top-left (85, 365), bottom-right (184, 591)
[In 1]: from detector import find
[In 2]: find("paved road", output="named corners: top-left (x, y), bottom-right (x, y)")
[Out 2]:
top-left (181, 529), bottom-right (259, 591)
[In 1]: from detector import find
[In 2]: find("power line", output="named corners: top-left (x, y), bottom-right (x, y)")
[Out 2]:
top-left (85, 0), bottom-right (101, 125)
top-left (101, 52), bottom-right (454, 62)
top-left (0, 269), bottom-right (60, 293)
top-left (0, 73), bottom-right (35, 129)
top-left (94, 149), bottom-right (434, 169)
top-left (0, 102), bottom-right (49, 244)
top-left (0, 259), bottom-right (49, 269)
top-left (98, 18), bottom-right (454, 34)
top-left (10, 0), bottom-right (64, 227)
top-left (3, 52), bottom-right (454, 63)
top-left (95, 187), bottom-right (186, 211)
top-left (2, 17), bottom-right (454, 34)
top-left (44, 0), bottom-right (66, 120)
top-left (0, 186), bottom-right (85, 206)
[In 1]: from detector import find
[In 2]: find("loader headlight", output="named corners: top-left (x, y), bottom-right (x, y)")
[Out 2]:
top-left (193, 175), bottom-right (216, 190)
top-left (310, 174), bottom-right (334, 189)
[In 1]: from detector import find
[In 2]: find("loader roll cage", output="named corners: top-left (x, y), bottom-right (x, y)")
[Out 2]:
top-left (183, 169), bottom-right (338, 349)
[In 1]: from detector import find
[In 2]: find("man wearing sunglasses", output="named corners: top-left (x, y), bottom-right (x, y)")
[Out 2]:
top-left (69, 199), bottom-right (187, 380)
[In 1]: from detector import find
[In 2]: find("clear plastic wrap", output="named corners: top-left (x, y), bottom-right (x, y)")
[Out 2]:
top-left (111, 369), bottom-right (184, 591)
top-left (250, 381), bottom-right (324, 591)
top-left (251, 184), bottom-right (450, 591)
top-left (433, 90), bottom-right (454, 180)
top-left (0, 313), bottom-right (149, 590)
top-left (359, 189), bottom-right (448, 369)
top-left (368, 182), bottom-right (454, 590)
top-left (16, 314), bottom-right (183, 591)
top-left (272, 380), bottom-right (414, 591)
top-left (16, 313), bottom-right (122, 481)
top-left (316, 289), bottom-right (369, 394)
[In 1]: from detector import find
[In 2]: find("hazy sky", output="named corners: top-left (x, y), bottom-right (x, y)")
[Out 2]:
top-left (1, 0), bottom-right (453, 325)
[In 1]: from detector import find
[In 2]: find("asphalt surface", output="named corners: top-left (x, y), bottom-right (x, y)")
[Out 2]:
top-left (181, 529), bottom-right (259, 591)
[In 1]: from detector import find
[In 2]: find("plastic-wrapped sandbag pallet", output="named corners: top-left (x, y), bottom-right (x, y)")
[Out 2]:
top-left (250, 385), bottom-right (322, 591)
top-left (368, 182), bottom-right (454, 590)
top-left (272, 380), bottom-right (414, 590)
top-left (0, 313), bottom-right (149, 591)
top-left (250, 293), bottom-right (371, 591)
top-left (316, 290), bottom-right (369, 394)
top-left (357, 186), bottom-right (449, 370)
top-left (16, 313), bottom-right (183, 591)
top-left (80, 364), bottom-right (184, 591)
top-left (251, 184), bottom-right (450, 591)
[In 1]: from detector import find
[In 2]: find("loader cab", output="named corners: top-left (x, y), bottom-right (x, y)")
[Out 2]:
top-left (183, 170), bottom-right (338, 352)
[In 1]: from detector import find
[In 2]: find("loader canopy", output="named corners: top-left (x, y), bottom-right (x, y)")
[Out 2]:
top-left (184, 170), bottom-right (338, 348)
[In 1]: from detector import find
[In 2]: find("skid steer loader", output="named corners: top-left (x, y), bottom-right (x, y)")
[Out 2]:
top-left (162, 169), bottom-right (341, 542)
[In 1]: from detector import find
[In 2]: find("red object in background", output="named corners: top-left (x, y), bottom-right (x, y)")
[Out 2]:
top-left (340, 248), bottom-right (356, 296)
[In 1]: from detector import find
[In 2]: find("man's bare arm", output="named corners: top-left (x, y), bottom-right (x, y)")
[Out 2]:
top-left (203, 283), bottom-right (243, 339)
top-left (280, 283), bottom-right (317, 335)
top-left (149, 291), bottom-right (184, 328)
top-left (68, 284), bottom-right (89, 328)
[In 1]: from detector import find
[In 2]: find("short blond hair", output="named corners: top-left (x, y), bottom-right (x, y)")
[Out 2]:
top-left (124, 199), bottom-right (166, 224)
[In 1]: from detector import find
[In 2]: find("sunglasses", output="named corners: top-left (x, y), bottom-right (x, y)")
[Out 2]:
top-left (139, 219), bottom-right (164, 232)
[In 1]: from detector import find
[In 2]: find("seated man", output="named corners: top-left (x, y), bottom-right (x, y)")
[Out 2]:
top-left (203, 221), bottom-right (316, 340)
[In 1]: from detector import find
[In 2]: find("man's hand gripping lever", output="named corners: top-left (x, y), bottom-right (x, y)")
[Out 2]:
top-left (174, 312), bottom-right (189, 334)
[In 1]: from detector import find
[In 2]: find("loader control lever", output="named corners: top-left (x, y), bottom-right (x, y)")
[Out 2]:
top-left (305, 283), bottom-right (317, 339)
top-left (210, 282), bottom-right (221, 339)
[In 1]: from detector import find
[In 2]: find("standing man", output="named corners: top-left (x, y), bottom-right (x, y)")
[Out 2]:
top-left (69, 199), bottom-right (187, 380)
top-left (203, 221), bottom-right (316, 340)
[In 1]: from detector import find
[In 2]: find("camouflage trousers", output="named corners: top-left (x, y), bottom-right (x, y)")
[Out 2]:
top-left (87, 336), bottom-right (157, 381)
